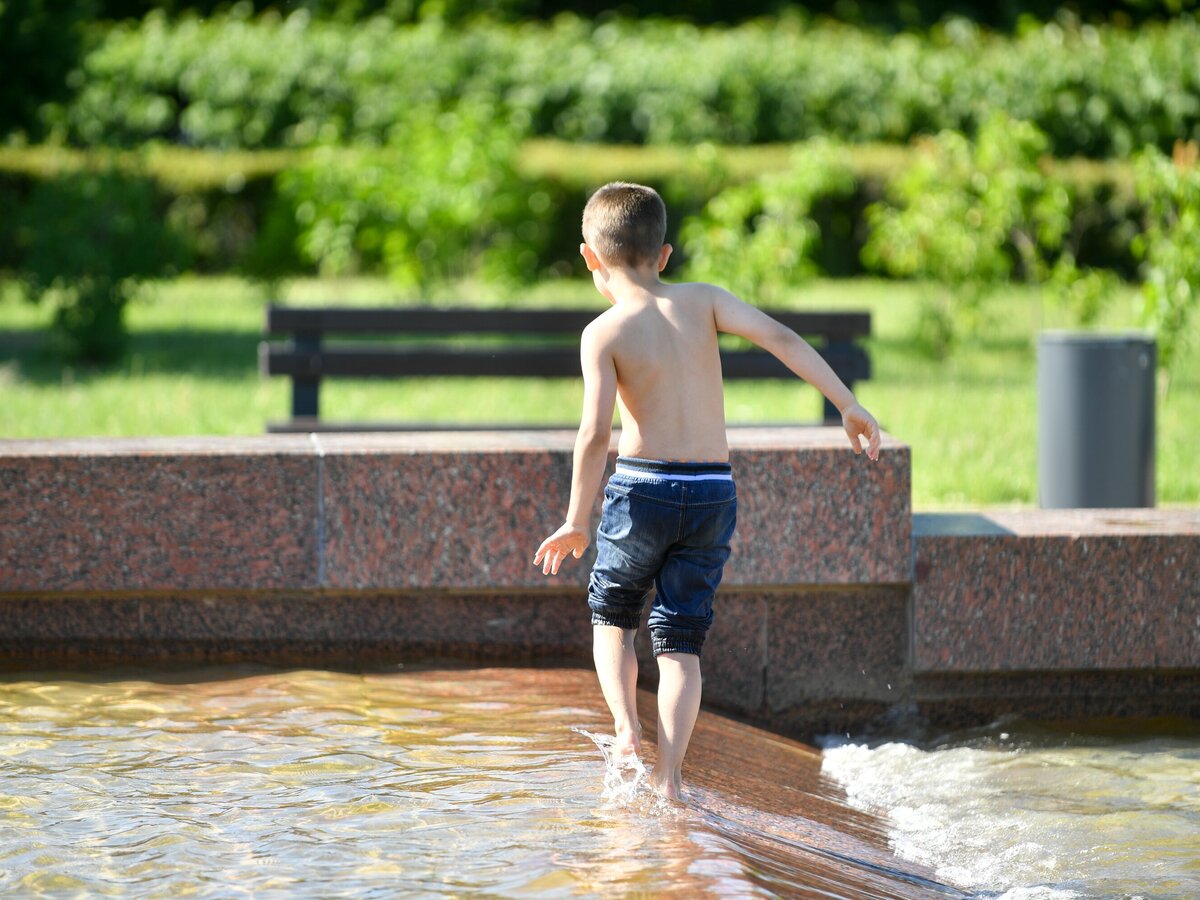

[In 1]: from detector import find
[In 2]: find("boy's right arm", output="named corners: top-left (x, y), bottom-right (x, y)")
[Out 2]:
top-left (711, 287), bottom-right (881, 460)
top-left (533, 320), bottom-right (618, 575)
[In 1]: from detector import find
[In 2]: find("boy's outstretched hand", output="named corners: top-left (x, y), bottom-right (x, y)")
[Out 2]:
top-left (534, 523), bottom-right (590, 576)
top-left (842, 402), bottom-right (882, 461)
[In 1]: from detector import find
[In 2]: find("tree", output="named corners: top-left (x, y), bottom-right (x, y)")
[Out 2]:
top-left (1134, 140), bottom-right (1200, 389)
top-left (863, 113), bottom-right (1111, 357)
top-left (17, 166), bottom-right (187, 361)
top-left (0, 0), bottom-right (94, 140)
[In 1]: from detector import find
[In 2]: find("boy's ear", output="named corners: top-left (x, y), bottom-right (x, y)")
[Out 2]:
top-left (580, 243), bottom-right (604, 273)
top-left (657, 244), bottom-right (673, 272)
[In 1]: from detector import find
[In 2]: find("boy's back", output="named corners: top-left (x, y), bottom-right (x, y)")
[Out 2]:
top-left (534, 181), bottom-right (880, 803)
top-left (588, 282), bottom-right (728, 463)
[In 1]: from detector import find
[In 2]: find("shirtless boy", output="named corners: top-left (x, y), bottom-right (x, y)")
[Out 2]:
top-left (533, 182), bottom-right (881, 802)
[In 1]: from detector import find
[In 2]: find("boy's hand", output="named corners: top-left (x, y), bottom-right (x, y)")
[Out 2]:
top-left (534, 524), bottom-right (591, 576)
top-left (841, 402), bottom-right (882, 461)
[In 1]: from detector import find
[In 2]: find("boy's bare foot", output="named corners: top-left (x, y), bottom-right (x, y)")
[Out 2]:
top-left (648, 765), bottom-right (683, 802)
top-left (612, 724), bottom-right (642, 761)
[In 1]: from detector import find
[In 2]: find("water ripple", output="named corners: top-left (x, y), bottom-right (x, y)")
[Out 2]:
top-left (2, 666), bottom-right (956, 898)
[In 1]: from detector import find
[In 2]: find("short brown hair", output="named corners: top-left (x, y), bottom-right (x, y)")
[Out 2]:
top-left (581, 182), bottom-right (667, 268)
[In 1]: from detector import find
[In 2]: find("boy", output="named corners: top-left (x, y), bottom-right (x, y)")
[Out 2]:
top-left (533, 182), bottom-right (880, 802)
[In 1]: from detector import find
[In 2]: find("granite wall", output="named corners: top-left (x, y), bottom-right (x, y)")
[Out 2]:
top-left (0, 429), bottom-right (911, 594)
top-left (2, 430), bottom-right (1197, 736)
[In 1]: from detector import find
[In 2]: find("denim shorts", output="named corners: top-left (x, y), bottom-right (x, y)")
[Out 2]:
top-left (587, 456), bottom-right (738, 657)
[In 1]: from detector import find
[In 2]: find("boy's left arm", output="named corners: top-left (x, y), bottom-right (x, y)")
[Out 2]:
top-left (712, 288), bottom-right (882, 460)
top-left (533, 323), bottom-right (618, 576)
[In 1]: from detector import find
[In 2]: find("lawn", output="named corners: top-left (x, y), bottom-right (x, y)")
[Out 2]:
top-left (1, 275), bottom-right (1196, 509)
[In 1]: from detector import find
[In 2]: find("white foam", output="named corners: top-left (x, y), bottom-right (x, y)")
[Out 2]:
top-left (820, 736), bottom-right (1200, 897)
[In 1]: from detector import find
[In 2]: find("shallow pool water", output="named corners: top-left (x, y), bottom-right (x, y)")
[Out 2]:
top-left (820, 720), bottom-right (1200, 900)
top-left (2, 665), bottom-right (1193, 898)
top-left (0, 665), bottom-right (952, 898)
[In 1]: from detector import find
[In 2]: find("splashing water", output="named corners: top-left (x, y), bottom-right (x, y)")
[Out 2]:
top-left (571, 726), bottom-right (666, 810)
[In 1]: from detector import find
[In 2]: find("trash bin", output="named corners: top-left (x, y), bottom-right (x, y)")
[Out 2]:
top-left (1037, 332), bottom-right (1155, 508)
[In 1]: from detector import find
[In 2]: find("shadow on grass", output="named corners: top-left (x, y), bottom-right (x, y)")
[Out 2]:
top-left (1, 325), bottom-right (586, 385)
top-left (0, 328), bottom-right (262, 383)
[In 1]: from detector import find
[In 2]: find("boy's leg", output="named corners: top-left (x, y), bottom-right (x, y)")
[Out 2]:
top-left (587, 479), bottom-right (673, 761)
top-left (645, 484), bottom-right (737, 801)
top-left (592, 624), bottom-right (641, 758)
top-left (651, 651), bottom-right (701, 801)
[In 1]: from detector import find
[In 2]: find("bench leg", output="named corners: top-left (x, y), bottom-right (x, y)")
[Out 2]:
top-left (291, 332), bottom-right (321, 422)
top-left (293, 378), bottom-right (319, 419)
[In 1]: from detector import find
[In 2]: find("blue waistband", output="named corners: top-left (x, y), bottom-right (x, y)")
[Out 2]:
top-left (614, 456), bottom-right (733, 482)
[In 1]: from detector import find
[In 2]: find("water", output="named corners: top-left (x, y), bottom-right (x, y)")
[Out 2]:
top-left (1, 665), bottom-right (1193, 898)
top-left (0, 665), bottom-right (953, 898)
top-left (820, 720), bottom-right (1200, 899)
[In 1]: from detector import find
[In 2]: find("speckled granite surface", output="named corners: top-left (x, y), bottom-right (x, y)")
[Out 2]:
top-left (913, 510), bottom-right (1200, 673)
top-left (0, 591), bottom-right (592, 665)
top-left (765, 587), bottom-right (910, 708)
top-left (0, 429), bottom-right (909, 592)
top-left (320, 446), bottom-right (578, 590)
top-left (318, 428), bottom-right (910, 589)
top-left (727, 437), bottom-right (911, 586)
top-left (1, 447), bottom-right (319, 592)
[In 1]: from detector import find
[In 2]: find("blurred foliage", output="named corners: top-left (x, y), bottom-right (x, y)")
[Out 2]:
top-left (90, 0), bottom-right (524, 25)
top-left (0, 0), bottom-right (94, 139)
top-left (34, 13), bottom-right (1200, 159)
top-left (0, 145), bottom-right (302, 276)
top-left (863, 113), bottom-right (1116, 356)
top-left (78, 0), bottom-right (1200, 28)
top-left (14, 166), bottom-right (188, 360)
top-left (1133, 141), bottom-right (1200, 384)
top-left (275, 103), bottom-right (543, 291)
top-left (679, 141), bottom-right (856, 301)
top-left (0, 139), bottom-right (1146, 284)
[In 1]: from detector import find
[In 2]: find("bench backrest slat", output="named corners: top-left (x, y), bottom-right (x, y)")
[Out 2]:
top-left (265, 306), bottom-right (871, 341)
top-left (264, 345), bottom-right (870, 381)
top-left (267, 307), bottom-right (595, 335)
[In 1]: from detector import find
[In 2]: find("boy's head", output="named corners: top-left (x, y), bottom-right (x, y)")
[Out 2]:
top-left (581, 182), bottom-right (668, 270)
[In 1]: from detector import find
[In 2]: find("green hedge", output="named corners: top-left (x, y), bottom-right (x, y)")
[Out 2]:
top-left (0, 140), bottom-right (1142, 282)
top-left (36, 13), bottom-right (1200, 159)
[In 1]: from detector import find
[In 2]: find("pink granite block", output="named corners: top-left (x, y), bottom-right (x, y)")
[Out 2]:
top-left (136, 591), bottom-right (592, 658)
top-left (726, 429), bottom-right (911, 586)
top-left (317, 428), bottom-right (909, 591)
top-left (913, 511), bottom-right (1200, 673)
top-left (0, 437), bottom-right (318, 592)
top-left (2, 429), bottom-right (908, 595)
top-left (0, 596), bottom-right (142, 641)
top-left (319, 436), bottom-right (591, 590)
top-left (765, 587), bottom-right (909, 710)
top-left (0, 590), bottom-right (594, 664)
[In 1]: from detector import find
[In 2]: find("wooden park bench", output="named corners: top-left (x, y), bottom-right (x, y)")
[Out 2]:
top-left (259, 306), bottom-right (870, 432)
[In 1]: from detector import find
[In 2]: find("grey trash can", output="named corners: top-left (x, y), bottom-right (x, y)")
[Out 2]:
top-left (1037, 332), bottom-right (1155, 508)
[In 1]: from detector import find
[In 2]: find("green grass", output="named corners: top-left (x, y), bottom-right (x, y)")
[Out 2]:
top-left (1, 275), bottom-right (1196, 509)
